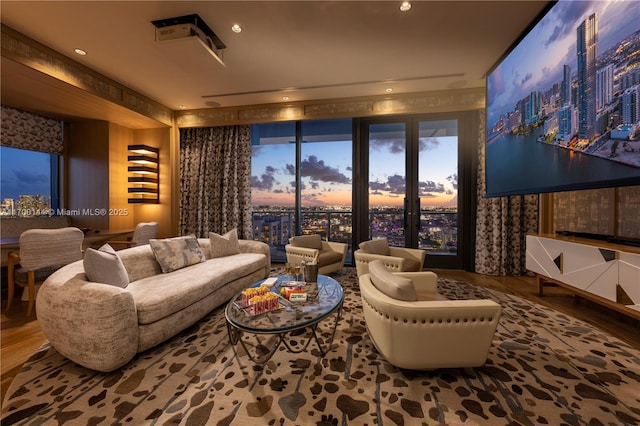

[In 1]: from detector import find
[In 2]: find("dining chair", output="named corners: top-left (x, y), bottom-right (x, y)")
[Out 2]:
top-left (107, 221), bottom-right (158, 249)
top-left (7, 227), bottom-right (84, 316)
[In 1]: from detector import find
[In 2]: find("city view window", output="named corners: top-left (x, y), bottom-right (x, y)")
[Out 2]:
top-left (251, 122), bottom-right (297, 261)
top-left (251, 119), bottom-right (353, 262)
top-left (300, 119), bottom-right (353, 259)
top-left (0, 146), bottom-right (59, 217)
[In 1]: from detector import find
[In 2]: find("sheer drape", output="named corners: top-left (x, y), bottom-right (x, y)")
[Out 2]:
top-left (179, 126), bottom-right (252, 238)
top-left (475, 112), bottom-right (538, 275)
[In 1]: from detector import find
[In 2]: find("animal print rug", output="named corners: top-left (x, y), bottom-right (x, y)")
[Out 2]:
top-left (3, 268), bottom-right (640, 425)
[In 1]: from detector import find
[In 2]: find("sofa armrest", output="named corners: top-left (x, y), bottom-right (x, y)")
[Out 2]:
top-left (239, 239), bottom-right (271, 278)
top-left (36, 261), bottom-right (139, 372)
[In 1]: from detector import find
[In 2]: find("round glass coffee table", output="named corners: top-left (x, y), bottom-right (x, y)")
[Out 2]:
top-left (225, 274), bottom-right (343, 364)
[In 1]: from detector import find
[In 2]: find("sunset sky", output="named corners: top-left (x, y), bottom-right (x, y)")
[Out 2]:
top-left (250, 121), bottom-right (458, 208)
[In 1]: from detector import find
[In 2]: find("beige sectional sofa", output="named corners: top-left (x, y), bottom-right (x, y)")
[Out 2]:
top-left (36, 237), bottom-right (270, 372)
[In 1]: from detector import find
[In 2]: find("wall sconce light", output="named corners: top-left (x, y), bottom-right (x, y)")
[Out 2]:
top-left (128, 144), bottom-right (159, 204)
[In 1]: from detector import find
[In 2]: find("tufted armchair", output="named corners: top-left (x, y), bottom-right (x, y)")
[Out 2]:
top-left (285, 234), bottom-right (347, 275)
top-left (354, 237), bottom-right (426, 277)
top-left (359, 260), bottom-right (501, 370)
top-left (7, 227), bottom-right (84, 316)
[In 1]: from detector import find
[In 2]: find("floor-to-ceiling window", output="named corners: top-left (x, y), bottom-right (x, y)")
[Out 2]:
top-left (252, 112), bottom-right (477, 270)
top-left (251, 118), bottom-right (353, 263)
top-left (300, 119), bottom-right (353, 259)
top-left (250, 122), bottom-right (296, 262)
top-left (358, 117), bottom-right (461, 268)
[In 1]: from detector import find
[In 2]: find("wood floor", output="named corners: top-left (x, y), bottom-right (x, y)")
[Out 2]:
top-left (2, 269), bottom-right (639, 408)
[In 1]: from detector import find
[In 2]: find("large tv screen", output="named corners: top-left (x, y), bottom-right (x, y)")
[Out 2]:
top-left (485, 0), bottom-right (640, 197)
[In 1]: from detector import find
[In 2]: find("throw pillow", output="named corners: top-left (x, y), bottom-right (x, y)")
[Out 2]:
top-left (209, 228), bottom-right (240, 258)
top-left (368, 259), bottom-right (417, 301)
top-left (290, 234), bottom-right (323, 250)
top-left (150, 235), bottom-right (206, 273)
top-left (359, 237), bottom-right (390, 256)
top-left (83, 243), bottom-right (129, 288)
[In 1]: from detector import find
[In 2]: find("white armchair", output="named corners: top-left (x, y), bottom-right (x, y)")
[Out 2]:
top-left (360, 260), bottom-right (501, 370)
top-left (285, 234), bottom-right (347, 275)
top-left (354, 237), bottom-right (425, 277)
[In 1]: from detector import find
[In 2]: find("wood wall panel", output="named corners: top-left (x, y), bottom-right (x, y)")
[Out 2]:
top-left (552, 186), bottom-right (640, 239)
top-left (108, 123), bottom-right (134, 232)
top-left (617, 186), bottom-right (640, 239)
top-left (65, 120), bottom-right (110, 230)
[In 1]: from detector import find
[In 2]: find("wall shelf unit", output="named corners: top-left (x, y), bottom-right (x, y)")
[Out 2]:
top-left (128, 144), bottom-right (159, 204)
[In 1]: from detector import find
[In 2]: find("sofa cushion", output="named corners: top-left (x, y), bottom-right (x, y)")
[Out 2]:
top-left (359, 237), bottom-right (390, 256)
top-left (116, 244), bottom-right (163, 282)
top-left (149, 235), bottom-right (206, 273)
top-left (209, 229), bottom-right (240, 258)
top-left (290, 234), bottom-right (323, 250)
top-left (368, 260), bottom-right (417, 301)
top-left (83, 244), bottom-right (129, 288)
top-left (127, 253), bottom-right (267, 325)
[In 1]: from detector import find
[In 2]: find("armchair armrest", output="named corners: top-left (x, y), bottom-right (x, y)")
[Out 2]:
top-left (389, 246), bottom-right (426, 264)
top-left (394, 271), bottom-right (438, 293)
top-left (285, 244), bottom-right (320, 267)
top-left (323, 241), bottom-right (348, 255)
top-left (354, 250), bottom-right (411, 276)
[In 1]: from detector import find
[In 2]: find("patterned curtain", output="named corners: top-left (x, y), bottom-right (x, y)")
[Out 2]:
top-left (179, 126), bottom-right (252, 239)
top-left (475, 112), bottom-right (538, 276)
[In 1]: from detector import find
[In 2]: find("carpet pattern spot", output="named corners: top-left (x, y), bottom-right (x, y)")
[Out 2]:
top-left (2, 269), bottom-right (639, 425)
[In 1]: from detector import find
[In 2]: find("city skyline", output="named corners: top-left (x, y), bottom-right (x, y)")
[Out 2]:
top-left (251, 124), bottom-right (459, 208)
top-left (0, 146), bottom-right (52, 202)
top-left (487, 0), bottom-right (640, 129)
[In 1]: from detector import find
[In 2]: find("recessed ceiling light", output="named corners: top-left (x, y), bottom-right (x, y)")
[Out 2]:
top-left (385, 88), bottom-right (393, 93)
top-left (74, 48), bottom-right (87, 56)
top-left (178, 105), bottom-right (186, 109)
top-left (282, 96), bottom-right (290, 101)
top-left (231, 24), bottom-right (242, 33)
top-left (399, 1), bottom-right (411, 12)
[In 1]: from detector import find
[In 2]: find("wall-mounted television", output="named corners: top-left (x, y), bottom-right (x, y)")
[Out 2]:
top-left (485, 0), bottom-right (640, 198)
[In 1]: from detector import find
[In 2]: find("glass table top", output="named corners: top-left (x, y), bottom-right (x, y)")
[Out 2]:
top-left (225, 274), bottom-right (344, 334)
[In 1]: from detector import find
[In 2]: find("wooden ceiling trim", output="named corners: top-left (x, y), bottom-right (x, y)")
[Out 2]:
top-left (175, 88), bottom-right (485, 128)
top-left (1, 24), bottom-right (174, 127)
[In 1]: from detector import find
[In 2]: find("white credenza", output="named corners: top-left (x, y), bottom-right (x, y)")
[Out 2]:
top-left (526, 234), bottom-right (640, 319)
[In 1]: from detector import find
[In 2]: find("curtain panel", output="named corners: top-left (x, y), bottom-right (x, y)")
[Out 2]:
top-left (1, 105), bottom-right (63, 155)
top-left (475, 112), bottom-right (538, 276)
top-left (179, 126), bottom-right (252, 239)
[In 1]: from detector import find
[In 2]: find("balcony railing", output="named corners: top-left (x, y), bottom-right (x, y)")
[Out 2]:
top-left (251, 208), bottom-right (457, 263)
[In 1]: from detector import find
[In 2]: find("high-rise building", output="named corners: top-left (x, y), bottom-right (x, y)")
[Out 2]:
top-left (577, 13), bottom-right (597, 140)
top-left (622, 85), bottom-right (640, 125)
top-left (596, 64), bottom-right (613, 111)
top-left (558, 105), bottom-right (575, 141)
top-left (561, 64), bottom-right (571, 106)
top-left (525, 91), bottom-right (540, 125)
